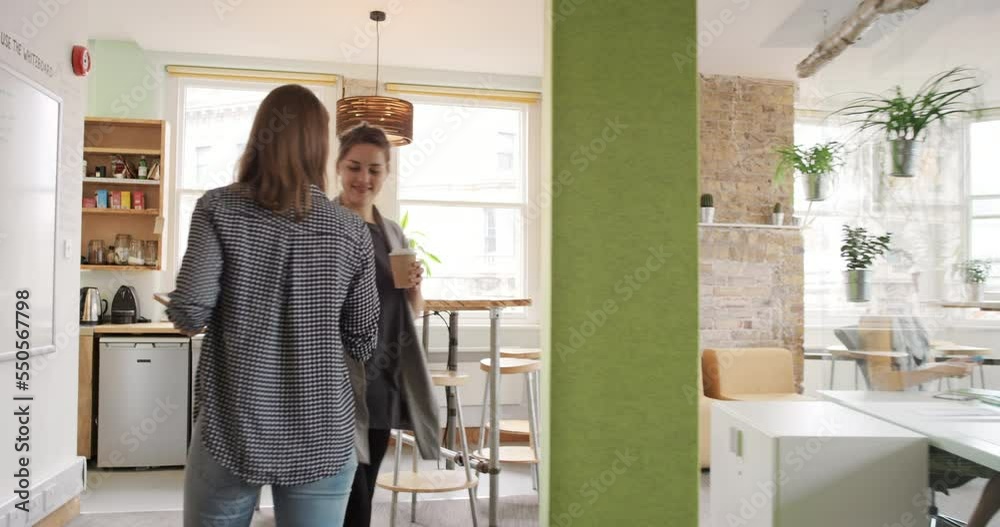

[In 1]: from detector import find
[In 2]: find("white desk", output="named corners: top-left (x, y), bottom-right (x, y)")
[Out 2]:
top-left (711, 401), bottom-right (927, 527)
top-left (819, 390), bottom-right (1000, 473)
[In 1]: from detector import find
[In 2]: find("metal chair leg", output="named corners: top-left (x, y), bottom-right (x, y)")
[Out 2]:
top-left (527, 370), bottom-right (541, 492)
top-left (411, 428), bottom-right (418, 523)
top-left (828, 355), bottom-right (837, 389)
top-left (478, 372), bottom-right (490, 453)
top-left (455, 388), bottom-right (480, 527)
top-left (390, 429), bottom-right (403, 527)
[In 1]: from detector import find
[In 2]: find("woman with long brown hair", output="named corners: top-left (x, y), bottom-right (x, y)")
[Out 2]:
top-left (168, 84), bottom-right (379, 526)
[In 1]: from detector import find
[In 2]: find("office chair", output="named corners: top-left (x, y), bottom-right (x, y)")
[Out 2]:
top-left (929, 488), bottom-right (966, 526)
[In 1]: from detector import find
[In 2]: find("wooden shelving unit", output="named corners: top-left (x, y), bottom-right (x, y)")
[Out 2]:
top-left (83, 147), bottom-right (162, 156)
top-left (82, 177), bottom-right (160, 186)
top-left (82, 208), bottom-right (160, 216)
top-left (81, 117), bottom-right (168, 271)
top-left (80, 264), bottom-right (157, 272)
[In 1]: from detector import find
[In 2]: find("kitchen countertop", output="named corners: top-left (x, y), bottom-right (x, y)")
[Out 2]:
top-left (91, 322), bottom-right (187, 335)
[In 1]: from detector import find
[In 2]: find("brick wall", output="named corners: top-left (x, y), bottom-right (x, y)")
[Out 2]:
top-left (698, 75), bottom-right (805, 388)
top-left (699, 75), bottom-right (795, 224)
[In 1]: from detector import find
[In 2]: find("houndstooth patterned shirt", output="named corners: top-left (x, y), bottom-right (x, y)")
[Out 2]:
top-left (167, 183), bottom-right (378, 486)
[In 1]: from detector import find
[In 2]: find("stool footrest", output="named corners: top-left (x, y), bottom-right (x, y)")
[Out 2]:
top-left (376, 470), bottom-right (479, 493)
top-left (487, 419), bottom-right (531, 435)
top-left (473, 446), bottom-right (539, 464)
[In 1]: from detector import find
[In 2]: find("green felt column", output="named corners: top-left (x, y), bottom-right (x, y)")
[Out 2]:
top-left (547, 0), bottom-right (699, 525)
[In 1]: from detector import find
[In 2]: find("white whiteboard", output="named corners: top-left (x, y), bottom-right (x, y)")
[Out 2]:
top-left (0, 61), bottom-right (59, 351)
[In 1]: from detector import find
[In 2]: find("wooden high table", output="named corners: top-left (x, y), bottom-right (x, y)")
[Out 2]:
top-left (940, 301), bottom-right (1000, 312)
top-left (422, 298), bottom-right (532, 527)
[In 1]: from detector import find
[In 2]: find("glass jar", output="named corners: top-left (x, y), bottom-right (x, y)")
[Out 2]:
top-left (128, 238), bottom-right (144, 266)
top-left (87, 240), bottom-right (105, 265)
top-left (143, 240), bottom-right (158, 267)
top-left (114, 234), bottom-right (132, 265)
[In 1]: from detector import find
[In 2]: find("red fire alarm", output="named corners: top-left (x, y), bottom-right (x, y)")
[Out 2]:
top-left (71, 45), bottom-right (91, 77)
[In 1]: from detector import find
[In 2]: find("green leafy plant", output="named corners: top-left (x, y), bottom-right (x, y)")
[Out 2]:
top-left (841, 225), bottom-right (892, 270)
top-left (700, 193), bottom-right (714, 208)
top-left (773, 141), bottom-right (843, 185)
top-left (835, 67), bottom-right (981, 141)
top-left (400, 211), bottom-right (441, 277)
top-left (773, 202), bottom-right (783, 214)
top-left (960, 259), bottom-right (993, 284)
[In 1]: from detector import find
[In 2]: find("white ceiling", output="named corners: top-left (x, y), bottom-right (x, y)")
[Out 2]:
top-left (88, 0), bottom-right (1000, 103)
top-left (87, 0), bottom-right (545, 77)
top-left (698, 0), bottom-right (1000, 105)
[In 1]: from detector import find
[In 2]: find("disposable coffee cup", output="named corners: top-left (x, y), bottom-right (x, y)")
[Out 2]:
top-left (390, 248), bottom-right (417, 289)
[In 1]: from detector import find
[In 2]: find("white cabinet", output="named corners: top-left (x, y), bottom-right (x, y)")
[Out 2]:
top-left (711, 401), bottom-right (928, 527)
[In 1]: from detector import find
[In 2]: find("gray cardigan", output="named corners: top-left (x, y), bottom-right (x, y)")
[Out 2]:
top-left (339, 200), bottom-right (441, 464)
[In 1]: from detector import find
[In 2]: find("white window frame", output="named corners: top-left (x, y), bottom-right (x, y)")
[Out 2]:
top-left (391, 94), bottom-right (543, 326)
top-left (966, 110), bottom-right (1000, 300)
top-left (164, 75), bottom-right (338, 291)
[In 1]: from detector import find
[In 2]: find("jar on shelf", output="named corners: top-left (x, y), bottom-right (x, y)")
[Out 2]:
top-left (143, 240), bottom-right (158, 267)
top-left (128, 238), bottom-right (144, 266)
top-left (87, 240), bottom-right (105, 265)
top-left (114, 234), bottom-right (132, 265)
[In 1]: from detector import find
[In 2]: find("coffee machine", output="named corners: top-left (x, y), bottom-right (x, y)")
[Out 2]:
top-left (110, 285), bottom-right (140, 324)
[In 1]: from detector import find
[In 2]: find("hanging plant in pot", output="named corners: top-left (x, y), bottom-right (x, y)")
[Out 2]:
top-left (773, 141), bottom-right (843, 201)
top-left (959, 259), bottom-right (992, 302)
top-left (841, 224), bottom-right (892, 303)
top-left (835, 67), bottom-right (981, 178)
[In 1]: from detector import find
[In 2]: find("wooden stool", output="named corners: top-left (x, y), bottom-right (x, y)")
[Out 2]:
top-left (377, 371), bottom-right (479, 527)
top-left (493, 348), bottom-right (542, 438)
top-left (476, 357), bottom-right (542, 490)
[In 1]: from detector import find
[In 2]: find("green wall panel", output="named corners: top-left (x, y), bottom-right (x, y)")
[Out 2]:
top-left (548, 0), bottom-right (699, 524)
top-left (87, 39), bottom-right (161, 119)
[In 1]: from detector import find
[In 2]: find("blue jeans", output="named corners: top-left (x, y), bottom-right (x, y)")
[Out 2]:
top-left (184, 416), bottom-right (357, 527)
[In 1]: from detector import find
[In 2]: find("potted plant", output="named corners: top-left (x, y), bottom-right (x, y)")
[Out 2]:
top-left (841, 225), bottom-right (892, 303)
top-left (773, 141), bottom-right (843, 201)
top-left (400, 211), bottom-right (442, 276)
top-left (700, 193), bottom-right (715, 224)
top-left (960, 259), bottom-right (992, 302)
top-left (771, 203), bottom-right (784, 225)
top-left (835, 67), bottom-right (981, 178)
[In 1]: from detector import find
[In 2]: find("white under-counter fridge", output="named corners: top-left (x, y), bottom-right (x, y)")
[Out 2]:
top-left (97, 336), bottom-right (190, 468)
top-left (711, 401), bottom-right (928, 527)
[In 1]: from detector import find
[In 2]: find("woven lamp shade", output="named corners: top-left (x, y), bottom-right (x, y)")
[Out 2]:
top-left (335, 95), bottom-right (414, 146)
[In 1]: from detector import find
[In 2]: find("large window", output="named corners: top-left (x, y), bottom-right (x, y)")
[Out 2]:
top-left (796, 110), bottom-right (968, 341)
top-left (396, 99), bottom-right (538, 312)
top-left (968, 117), bottom-right (1000, 292)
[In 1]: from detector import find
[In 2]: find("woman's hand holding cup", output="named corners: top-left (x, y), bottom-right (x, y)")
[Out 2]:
top-left (408, 260), bottom-right (424, 289)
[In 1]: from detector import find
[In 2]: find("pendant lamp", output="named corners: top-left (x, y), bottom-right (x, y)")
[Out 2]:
top-left (336, 10), bottom-right (414, 146)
